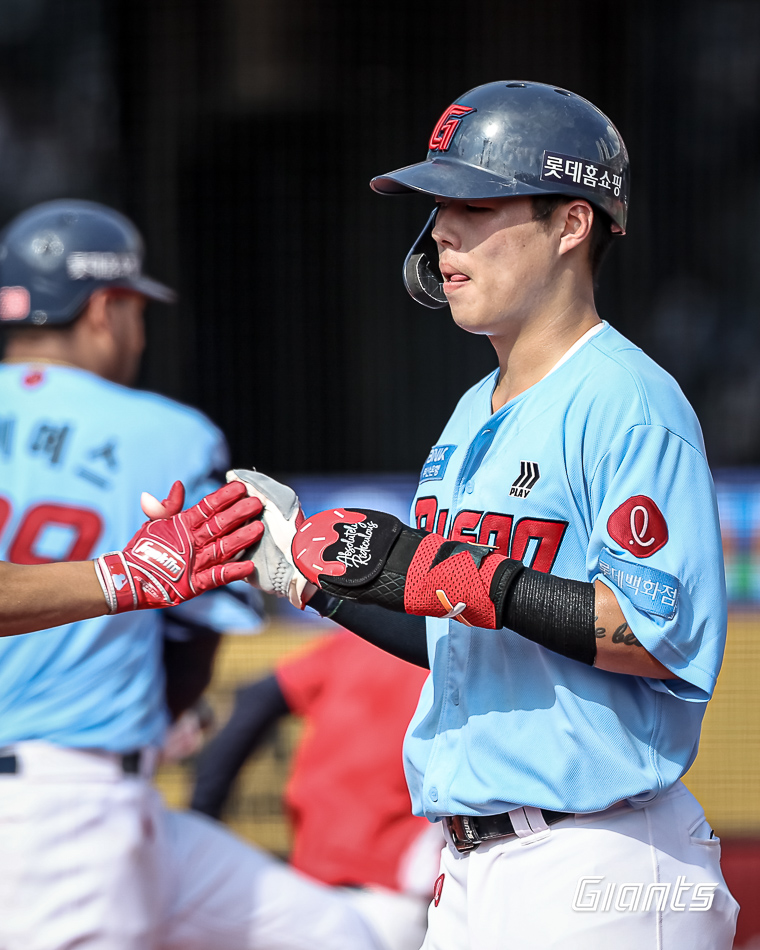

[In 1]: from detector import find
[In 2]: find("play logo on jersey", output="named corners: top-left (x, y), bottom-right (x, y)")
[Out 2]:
top-left (420, 444), bottom-right (456, 482)
top-left (509, 461), bottom-right (541, 498)
top-left (131, 538), bottom-right (186, 580)
top-left (607, 495), bottom-right (668, 558)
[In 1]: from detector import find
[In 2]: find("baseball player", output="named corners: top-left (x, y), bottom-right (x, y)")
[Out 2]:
top-left (192, 631), bottom-right (442, 950)
top-left (231, 81), bottom-right (739, 948)
top-left (0, 479), bottom-right (260, 637)
top-left (0, 200), bottom-right (383, 950)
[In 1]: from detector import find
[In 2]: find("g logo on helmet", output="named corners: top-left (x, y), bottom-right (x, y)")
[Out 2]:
top-left (428, 105), bottom-right (476, 152)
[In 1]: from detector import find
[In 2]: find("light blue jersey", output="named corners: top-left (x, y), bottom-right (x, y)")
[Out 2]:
top-left (404, 323), bottom-right (727, 820)
top-left (0, 363), bottom-right (259, 752)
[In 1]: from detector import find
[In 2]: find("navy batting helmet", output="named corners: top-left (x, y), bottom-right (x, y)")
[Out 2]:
top-left (371, 80), bottom-right (629, 308)
top-left (0, 199), bottom-right (175, 326)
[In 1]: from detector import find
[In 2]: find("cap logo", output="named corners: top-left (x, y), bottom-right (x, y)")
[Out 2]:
top-left (66, 252), bottom-right (140, 281)
top-left (429, 104), bottom-right (476, 152)
top-left (0, 286), bottom-right (30, 321)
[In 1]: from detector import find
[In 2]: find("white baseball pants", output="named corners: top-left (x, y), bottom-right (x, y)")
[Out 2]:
top-left (338, 822), bottom-right (445, 950)
top-left (421, 782), bottom-right (738, 950)
top-left (0, 742), bottom-right (384, 950)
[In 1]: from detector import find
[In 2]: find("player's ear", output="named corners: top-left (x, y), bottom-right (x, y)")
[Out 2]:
top-left (77, 290), bottom-right (110, 333)
top-left (558, 201), bottom-right (594, 257)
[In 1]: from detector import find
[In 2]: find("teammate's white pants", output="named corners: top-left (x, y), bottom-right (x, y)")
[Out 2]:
top-left (339, 821), bottom-right (443, 950)
top-left (0, 742), bottom-right (383, 950)
top-left (340, 885), bottom-right (429, 950)
top-left (422, 782), bottom-right (738, 950)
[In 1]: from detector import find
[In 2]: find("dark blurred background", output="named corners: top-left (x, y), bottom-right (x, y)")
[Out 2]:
top-left (1, 0), bottom-right (760, 472)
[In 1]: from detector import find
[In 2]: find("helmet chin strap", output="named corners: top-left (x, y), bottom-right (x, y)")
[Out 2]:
top-left (403, 208), bottom-right (448, 309)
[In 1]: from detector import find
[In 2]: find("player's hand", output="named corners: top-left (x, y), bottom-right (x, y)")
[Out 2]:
top-left (289, 505), bottom-right (524, 628)
top-left (225, 469), bottom-right (315, 609)
top-left (94, 481), bottom-right (264, 612)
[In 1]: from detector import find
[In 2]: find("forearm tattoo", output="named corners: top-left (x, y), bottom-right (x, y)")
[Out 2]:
top-left (594, 616), bottom-right (644, 648)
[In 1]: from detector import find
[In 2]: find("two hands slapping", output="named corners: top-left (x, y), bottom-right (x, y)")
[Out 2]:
top-left (225, 469), bottom-right (514, 629)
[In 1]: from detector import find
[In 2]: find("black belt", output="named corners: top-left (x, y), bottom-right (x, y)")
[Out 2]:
top-left (445, 809), bottom-right (571, 852)
top-left (0, 751), bottom-right (144, 776)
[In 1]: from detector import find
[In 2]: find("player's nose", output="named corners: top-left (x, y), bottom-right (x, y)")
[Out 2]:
top-left (431, 204), bottom-right (462, 251)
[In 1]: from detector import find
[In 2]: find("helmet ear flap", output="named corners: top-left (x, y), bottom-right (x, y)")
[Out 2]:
top-left (403, 208), bottom-right (447, 309)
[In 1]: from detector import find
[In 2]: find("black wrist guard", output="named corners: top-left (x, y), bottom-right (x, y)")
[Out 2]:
top-left (500, 569), bottom-right (597, 666)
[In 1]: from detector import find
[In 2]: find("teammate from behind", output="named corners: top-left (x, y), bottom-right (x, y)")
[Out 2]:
top-left (0, 200), bottom-right (382, 950)
top-left (192, 631), bottom-right (442, 950)
top-left (232, 81), bottom-right (738, 949)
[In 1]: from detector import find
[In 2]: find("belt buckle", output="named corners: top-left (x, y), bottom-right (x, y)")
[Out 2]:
top-left (447, 815), bottom-right (480, 853)
top-left (121, 751), bottom-right (141, 775)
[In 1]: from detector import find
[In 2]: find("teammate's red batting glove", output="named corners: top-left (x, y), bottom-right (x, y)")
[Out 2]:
top-left (225, 469), bottom-right (315, 609)
top-left (93, 481), bottom-right (263, 613)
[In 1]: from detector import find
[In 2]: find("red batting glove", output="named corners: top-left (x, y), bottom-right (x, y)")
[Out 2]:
top-left (94, 481), bottom-right (263, 612)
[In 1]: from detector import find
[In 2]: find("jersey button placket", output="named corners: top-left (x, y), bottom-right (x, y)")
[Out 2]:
top-left (454, 426), bottom-right (496, 504)
top-left (432, 424), bottom-right (498, 813)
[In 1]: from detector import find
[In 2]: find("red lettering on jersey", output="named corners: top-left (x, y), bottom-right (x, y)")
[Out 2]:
top-left (0, 497), bottom-right (10, 538)
top-left (478, 512), bottom-right (513, 556)
top-left (433, 873), bottom-right (445, 907)
top-left (415, 497), bottom-right (448, 535)
top-left (428, 104), bottom-right (476, 152)
top-left (415, 496), bottom-right (437, 533)
top-left (450, 509), bottom-right (481, 543)
top-left (413, 499), bottom-right (568, 568)
top-left (9, 503), bottom-right (103, 564)
top-left (510, 518), bottom-right (568, 573)
top-left (607, 496), bottom-right (668, 558)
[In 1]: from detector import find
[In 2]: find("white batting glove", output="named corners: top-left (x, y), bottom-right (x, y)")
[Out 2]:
top-left (226, 469), bottom-right (315, 609)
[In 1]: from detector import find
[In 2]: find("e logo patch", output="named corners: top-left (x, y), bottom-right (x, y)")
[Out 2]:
top-left (607, 496), bottom-right (668, 558)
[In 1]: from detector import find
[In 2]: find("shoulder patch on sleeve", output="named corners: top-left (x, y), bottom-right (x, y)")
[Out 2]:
top-left (607, 495), bottom-right (668, 558)
top-left (598, 550), bottom-right (679, 620)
